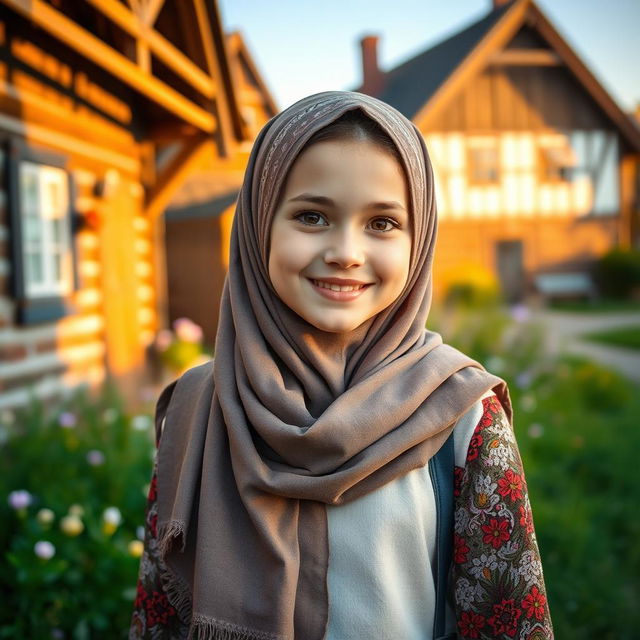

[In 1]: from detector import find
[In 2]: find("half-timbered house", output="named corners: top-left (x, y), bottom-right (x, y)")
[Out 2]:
top-left (358, 0), bottom-right (640, 301)
top-left (0, 0), bottom-right (262, 408)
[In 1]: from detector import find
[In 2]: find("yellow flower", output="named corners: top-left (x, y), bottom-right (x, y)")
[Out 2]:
top-left (128, 540), bottom-right (144, 558)
top-left (60, 514), bottom-right (84, 537)
top-left (37, 508), bottom-right (55, 527)
top-left (69, 504), bottom-right (84, 517)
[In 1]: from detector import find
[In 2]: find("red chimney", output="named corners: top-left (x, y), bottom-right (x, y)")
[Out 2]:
top-left (492, 0), bottom-right (511, 8)
top-left (360, 35), bottom-right (384, 96)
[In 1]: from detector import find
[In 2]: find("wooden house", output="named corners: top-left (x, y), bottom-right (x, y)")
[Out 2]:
top-left (164, 31), bottom-right (277, 346)
top-left (357, 0), bottom-right (640, 301)
top-left (0, 0), bottom-right (263, 408)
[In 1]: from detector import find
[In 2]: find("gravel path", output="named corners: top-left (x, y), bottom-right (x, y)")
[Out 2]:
top-left (528, 309), bottom-right (640, 383)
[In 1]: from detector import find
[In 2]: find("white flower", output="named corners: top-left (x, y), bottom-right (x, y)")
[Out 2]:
top-left (469, 552), bottom-right (498, 579)
top-left (131, 415), bottom-right (153, 431)
top-left (486, 443), bottom-right (511, 471)
top-left (34, 540), bottom-right (55, 559)
top-left (474, 473), bottom-right (497, 497)
top-left (136, 526), bottom-right (145, 541)
top-left (517, 550), bottom-right (543, 586)
top-left (8, 490), bottom-right (33, 510)
top-left (103, 506), bottom-right (122, 526)
top-left (454, 578), bottom-right (483, 609)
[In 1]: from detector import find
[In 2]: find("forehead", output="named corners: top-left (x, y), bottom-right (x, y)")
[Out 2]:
top-left (282, 139), bottom-right (408, 200)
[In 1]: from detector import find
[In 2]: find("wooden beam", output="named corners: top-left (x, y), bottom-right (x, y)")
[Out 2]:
top-left (0, 110), bottom-right (139, 173)
top-left (83, 0), bottom-right (216, 98)
top-left (414, 0), bottom-right (531, 131)
top-left (489, 49), bottom-right (560, 66)
top-left (3, 0), bottom-right (216, 131)
top-left (146, 133), bottom-right (210, 220)
top-left (193, 0), bottom-right (217, 77)
top-left (530, 4), bottom-right (640, 152)
top-left (619, 154), bottom-right (638, 249)
top-left (143, 0), bottom-right (165, 26)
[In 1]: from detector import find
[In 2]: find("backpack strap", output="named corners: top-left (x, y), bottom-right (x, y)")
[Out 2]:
top-left (429, 431), bottom-right (456, 640)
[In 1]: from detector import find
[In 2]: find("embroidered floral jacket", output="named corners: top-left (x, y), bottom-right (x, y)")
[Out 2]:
top-left (130, 395), bottom-right (553, 640)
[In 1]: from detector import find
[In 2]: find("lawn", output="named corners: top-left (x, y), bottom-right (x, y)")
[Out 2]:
top-left (583, 324), bottom-right (640, 351)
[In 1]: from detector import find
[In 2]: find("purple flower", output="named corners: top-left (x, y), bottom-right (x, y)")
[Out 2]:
top-left (515, 371), bottom-right (533, 389)
top-left (8, 490), bottom-right (33, 510)
top-left (34, 540), bottom-right (55, 559)
top-left (510, 303), bottom-right (531, 323)
top-left (58, 412), bottom-right (77, 429)
top-left (51, 630), bottom-right (65, 639)
top-left (86, 449), bottom-right (105, 466)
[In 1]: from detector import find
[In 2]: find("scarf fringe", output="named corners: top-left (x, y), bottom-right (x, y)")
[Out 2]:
top-left (158, 519), bottom-right (186, 556)
top-left (158, 519), bottom-right (192, 637)
top-left (190, 615), bottom-right (281, 640)
top-left (158, 520), bottom-right (281, 640)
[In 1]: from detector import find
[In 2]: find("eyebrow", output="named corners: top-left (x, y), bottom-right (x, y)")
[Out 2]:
top-left (287, 193), bottom-right (406, 212)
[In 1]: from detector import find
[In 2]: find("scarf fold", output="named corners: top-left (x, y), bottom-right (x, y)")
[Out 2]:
top-left (156, 91), bottom-right (511, 640)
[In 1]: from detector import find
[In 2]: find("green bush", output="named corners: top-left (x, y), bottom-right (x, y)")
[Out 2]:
top-left (0, 384), bottom-right (156, 639)
top-left (593, 248), bottom-right (640, 299)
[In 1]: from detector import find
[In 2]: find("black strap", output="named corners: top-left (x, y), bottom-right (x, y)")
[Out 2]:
top-left (429, 432), bottom-right (455, 640)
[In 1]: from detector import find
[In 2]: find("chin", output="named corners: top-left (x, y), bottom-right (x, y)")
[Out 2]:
top-left (306, 315), bottom-right (366, 334)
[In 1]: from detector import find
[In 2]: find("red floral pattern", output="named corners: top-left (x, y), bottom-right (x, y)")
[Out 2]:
top-left (129, 461), bottom-right (187, 639)
top-left (453, 395), bottom-right (553, 639)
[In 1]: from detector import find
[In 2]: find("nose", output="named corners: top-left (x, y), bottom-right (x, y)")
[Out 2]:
top-left (323, 227), bottom-right (365, 269)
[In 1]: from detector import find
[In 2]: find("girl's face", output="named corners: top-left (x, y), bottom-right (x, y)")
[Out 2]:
top-left (268, 139), bottom-right (411, 333)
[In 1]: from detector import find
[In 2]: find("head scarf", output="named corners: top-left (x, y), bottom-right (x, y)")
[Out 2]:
top-left (157, 91), bottom-right (510, 640)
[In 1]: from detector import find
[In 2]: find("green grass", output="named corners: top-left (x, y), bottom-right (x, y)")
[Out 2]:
top-left (549, 298), bottom-right (640, 313)
top-left (583, 325), bottom-right (640, 350)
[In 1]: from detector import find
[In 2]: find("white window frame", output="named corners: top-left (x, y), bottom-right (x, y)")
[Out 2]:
top-left (18, 160), bottom-right (73, 299)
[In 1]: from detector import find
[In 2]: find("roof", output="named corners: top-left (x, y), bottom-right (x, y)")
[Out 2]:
top-left (357, 0), bottom-right (640, 151)
top-left (369, 3), bottom-right (512, 120)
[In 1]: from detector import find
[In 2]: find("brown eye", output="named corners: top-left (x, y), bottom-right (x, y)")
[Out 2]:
top-left (369, 217), bottom-right (397, 232)
top-left (296, 211), bottom-right (327, 226)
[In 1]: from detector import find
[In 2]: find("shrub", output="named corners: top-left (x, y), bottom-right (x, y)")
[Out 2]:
top-left (0, 385), bottom-right (156, 639)
top-left (593, 248), bottom-right (640, 299)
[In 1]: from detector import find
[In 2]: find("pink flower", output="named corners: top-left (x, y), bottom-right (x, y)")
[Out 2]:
top-left (173, 318), bottom-right (203, 343)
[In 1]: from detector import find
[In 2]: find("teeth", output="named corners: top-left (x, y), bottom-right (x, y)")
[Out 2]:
top-left (312, 279), bottom-right (365, 292)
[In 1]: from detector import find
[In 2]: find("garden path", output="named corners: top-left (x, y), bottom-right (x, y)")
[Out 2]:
top-left (529, 309), bottom-right (640, 384)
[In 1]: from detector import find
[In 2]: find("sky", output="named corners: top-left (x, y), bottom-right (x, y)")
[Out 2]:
top-left (217, 0), bottom-right (639, 114)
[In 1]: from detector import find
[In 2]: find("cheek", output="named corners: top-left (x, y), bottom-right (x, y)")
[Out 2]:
top-left (375, 240), bottom-right (412, 289)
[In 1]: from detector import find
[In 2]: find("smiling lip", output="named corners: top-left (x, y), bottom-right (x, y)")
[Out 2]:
top-left (308, 277), bottom-right (372, 302)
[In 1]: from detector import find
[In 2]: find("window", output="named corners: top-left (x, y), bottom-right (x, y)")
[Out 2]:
top-left (8, 142), bottom-right (76, 324)
top-left (538, 144), bottom-right (576, 182)
top-left (468, 139), bottom-right (500, 184)
top-left (19, 161), bottom-right (73, 297)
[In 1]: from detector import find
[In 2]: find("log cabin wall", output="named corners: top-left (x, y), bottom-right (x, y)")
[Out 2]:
top-left (0, 10), bottom-right (157, 408)
top-left (418, 26), bottom-right (628, 298)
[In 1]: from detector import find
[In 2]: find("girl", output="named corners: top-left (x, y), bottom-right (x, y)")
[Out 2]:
top-left (130, 92), bottom-right (553, 640)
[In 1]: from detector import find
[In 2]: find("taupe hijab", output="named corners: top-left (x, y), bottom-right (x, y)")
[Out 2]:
top-left (156, 91), bottom-right (510, 640)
